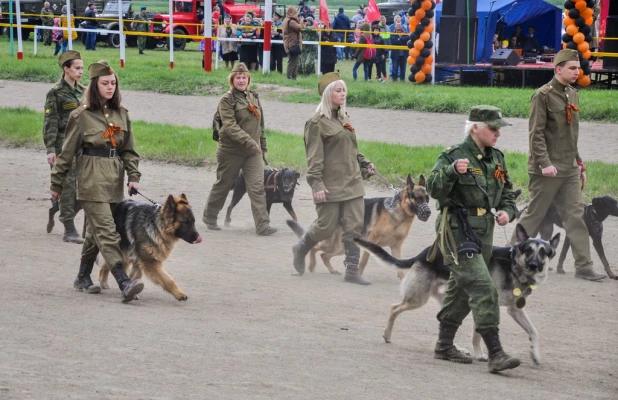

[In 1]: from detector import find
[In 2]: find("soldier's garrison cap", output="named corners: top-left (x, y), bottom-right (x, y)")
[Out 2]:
top-left (231, 62), bottom-right (250, 73)
top-left (468, 105), bottom-right (511, 128)
top-left (88, 60), bottom-right (115, 79)
top-left (553, 49), bottom-right (579, 66)
top-left (318, 72), bottom-right (341, 95)
top-left (58, 50), bottom-right (81, 68)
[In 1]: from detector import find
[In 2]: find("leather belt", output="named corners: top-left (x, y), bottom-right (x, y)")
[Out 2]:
top-left (81, 147), bottom-right (118, 158)
top-left (450, 207), bottom-right (488, 217)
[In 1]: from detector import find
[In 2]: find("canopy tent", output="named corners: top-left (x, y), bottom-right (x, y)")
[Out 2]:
top-left (435, 0), bottom-right (562, 63)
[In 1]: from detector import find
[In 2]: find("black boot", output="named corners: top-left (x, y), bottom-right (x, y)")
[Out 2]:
top-left (481, 329), bottom-right (521, 373)
top-left (434, 322), bottom-right (473, 363)
top-left (73, 259), bottom-right (101, 294)
top-left (343, 241), bottom-right (371, 285)
top-left (110, 262), bottom-right (144, 303)
top-left (292, 233), bottom-right (318, 275)
top-left (63, 220), bottom-right (85, 244)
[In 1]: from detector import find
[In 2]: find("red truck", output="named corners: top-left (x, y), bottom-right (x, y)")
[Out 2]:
top-left (151, 0), bottom-right (263, 51)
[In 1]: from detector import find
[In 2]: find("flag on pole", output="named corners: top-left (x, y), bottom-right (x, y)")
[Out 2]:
top-left (365, 0), bottom-right (381, 24)
top-left (320, 0), bottom-right (330, 28)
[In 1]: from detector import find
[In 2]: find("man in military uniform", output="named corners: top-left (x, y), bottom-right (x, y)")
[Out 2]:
top-left (41, 2), bottom-right (54, 46)
top-left (298, 17), bottom-right (317, 75)
top-left (43, 50), bottom-right (85, 243)
top-left (134, 6), bottom-right (150, 55)
top-left (427, 106), bottom-right (520, 373)
top-left (510, 49), bottom-right (606, 281)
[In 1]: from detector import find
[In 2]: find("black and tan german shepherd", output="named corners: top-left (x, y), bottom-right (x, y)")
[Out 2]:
top-left (354, 224), bottom-right (560, 365)
top-left (98, 194), bottom-right (202, 301)
top-left (288, 175), bottom-right (431, 278)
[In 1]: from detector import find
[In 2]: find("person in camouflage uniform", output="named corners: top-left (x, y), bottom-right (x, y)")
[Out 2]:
top-left (41, 2), bottom-right (54, 46)
top-left (43, 50), bottom-right (86, 244)
top-left (134, 6), bottom-right (150, 55)
top-left (298, 18), bottom-right (317, 75)
top-left (51, 61), bottom-right (144, 302)
top-left (427, 106), bottom-right (521, 373)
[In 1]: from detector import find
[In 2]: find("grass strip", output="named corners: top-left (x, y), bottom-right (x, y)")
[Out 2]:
top-left (2, 106), bottom-right (616, 201)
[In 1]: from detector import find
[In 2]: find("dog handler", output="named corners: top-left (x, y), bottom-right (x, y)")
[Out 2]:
top-left (291, 72), bottom-right (376, 285)
top-left (202, 63), bottom-right (277, 236)
top-left (43, 50), bottom-right (86, 244)
top-left (427, 106), bottom-right (520, 372)
top-left (509, 49), bottom-right (606, 281)
top-left (50, 61), bottom-right (144, 302)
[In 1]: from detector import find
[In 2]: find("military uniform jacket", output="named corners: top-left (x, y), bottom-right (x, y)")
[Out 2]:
top-left (50, 104), bottom-right (141, 203)
top-left (427, 135), bottom-right (517, 226)
top-left (41, 8), bottom-right (53, 25)
top-left (43, 79), bottom-right (85, 154)
top-left (134, 12), bottom-right (149, 32)
top-left (528, 77), bottom-right (581, 177)
top-left (217, 88), bottom-right (266, 156)
top-left (304, 110), bottom-right (371, 203)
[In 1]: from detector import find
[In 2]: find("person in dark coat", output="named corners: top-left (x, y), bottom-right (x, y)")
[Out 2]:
top-left (319, 25), bottom-right (338, 74)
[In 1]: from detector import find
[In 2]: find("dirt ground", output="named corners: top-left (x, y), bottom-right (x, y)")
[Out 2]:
top-left (1, 145), bottom-right (617, 399)
top-left (1, 80), bottom-right (618, 163)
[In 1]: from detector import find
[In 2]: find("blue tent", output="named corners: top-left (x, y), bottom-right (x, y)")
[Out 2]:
top-left (435, 0), bottom-right (562, 63)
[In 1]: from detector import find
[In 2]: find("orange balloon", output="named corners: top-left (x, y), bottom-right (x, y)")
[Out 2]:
top-left (575, 1), bottom-right (587, 11)
top-left (425, 55), bottom-right (434, 65)
top-left (415, 9), bottom-right (426, 19)
top-left (421, 63), bottom-right (432, 74)
top-left (577, 41), bottom-right (590, 52)
top-left (415, 71), bottom-right (426, 83)
top-left (578, 74), bottom-right (591, 87)
top-left (580, 8), bottom-right (593, 19)
top-left (407, 56), bottom-right (415, 65)
top-left (578, 67), bottom-right (584, 76)
top-left (420, 32), bottom-right (430, 42)
top-left (414, 39), bottom-right (425, 50)
top-left (409, 17), bottom-right (417, 27)
top-left (585, 16), bottom-right (593, 25)
top-left (409, 48), bottom-right (420, 58)
top-left (421, 1), bottom-right (432, 11)
top-left (563, 16), bottom-right (574, 27)
top-left (583, 50), bottom-right (592, 59)
top-left (424, 24), bottom-right (434, 33)
top-left (573, 32), bottom-right (585, 44)
top-left (562, 42), bottom-right (567, 49)
top-left (566, 24), bottom-right (579, 36)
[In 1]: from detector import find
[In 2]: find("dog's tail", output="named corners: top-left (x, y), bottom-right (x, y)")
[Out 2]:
top-left (286, 220), bottom-right (306, 239)
top-left (353, 238), bottom-right (416, 269)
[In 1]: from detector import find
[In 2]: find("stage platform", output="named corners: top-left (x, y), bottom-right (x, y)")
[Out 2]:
top-left (435, 61), bottom-right (617, 89)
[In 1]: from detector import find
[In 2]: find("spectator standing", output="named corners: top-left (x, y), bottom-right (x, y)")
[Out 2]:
top-left (41, 2), bottom-right (54, 46)
top-left (522, 26), bottom-right (539, 53)
top-left (283, 6), bottom-right (303, 80)
top-left (299, 17), bottom-right (318, 75)
top-left (52, 18), bottom-right (63, 56)
top-left (84, 1), bottom-right (97, 51)
top-left (60, 5), bottom-right (78, 53)
top-left (219, 15), bottom-right (239, 69)
top-left (320, 24), bottom-right (338, 74)
top-left (390, 23), bottom-right (407, 81)
top-left (352, 23), bottom-right (372, 81)
top-left (237, 12), bottom-right (259, 71)
top-left (332, 7), bottom-right (351, 61)
top-left (352, 9), bottom-right (364, 25)
top-left (371, 25), bottom-right (386, 82)
top-left (270, 11), bottom-right (284, 73)
top-left (134, 6), bottom-right (150, 55)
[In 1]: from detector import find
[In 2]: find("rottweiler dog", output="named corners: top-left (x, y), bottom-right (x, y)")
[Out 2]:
top-left (225, 167), bottom-right (300, 227)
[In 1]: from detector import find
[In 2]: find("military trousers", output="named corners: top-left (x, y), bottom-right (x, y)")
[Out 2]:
top-left (42, 27), bottom-right (52, 45)
top-left (203, 149), bottom-right (270, 234)
top-left (306, 196), bottom-right (364, 244)
top-left (510, 173), bottom-right (592, 271)
top-left (80, 201), bottom-right (123, 267)
top-left (437, 213), bottom-right (500, 333)
top-left (287, 55), bottom-right (300, 80)
top-left (137, 35), bottom-right (146, 51)
top-left (50, 156), bottom-right (79, 223)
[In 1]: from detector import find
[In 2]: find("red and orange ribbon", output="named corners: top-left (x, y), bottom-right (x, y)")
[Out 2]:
top-left (103, 124), bottom-right (121, 148)
top-left (247, 103), bottom-right (260, 120)
top-left (566, 104), bottom-right (579, 125)
top-left (494, 163), bottom-right (508, 183)
top-left (343, 123), bottom-right (355, 132)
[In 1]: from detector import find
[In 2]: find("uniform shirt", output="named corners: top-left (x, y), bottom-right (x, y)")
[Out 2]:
top-left (51, 104), bottom-right (141, 203)
top-left (304, 109), bottom-right (371, 203)
top-left (41, 7), bottom-right (54, 26)
top-left (528, 77), bottom-right (581, 177)
top-left (217, 88), bottom-right (266, 156)
top-left (134, 12), bottom-right (149, 32)
top-left (43, 79), bottom-right (85, 154)
top-left (427, 135), bottom-right (517, 222)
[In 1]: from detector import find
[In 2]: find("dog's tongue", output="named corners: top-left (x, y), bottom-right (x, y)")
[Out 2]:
top-left (194, 236), bottom-right (203, 244)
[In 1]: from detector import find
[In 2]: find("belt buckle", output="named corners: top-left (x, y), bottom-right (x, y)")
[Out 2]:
top-left (109, 148), bottom-right (116, 158)
top-left (477, 208), bottom-right (486, 216)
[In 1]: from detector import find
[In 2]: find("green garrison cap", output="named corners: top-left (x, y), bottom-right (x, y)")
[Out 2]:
top-left (88, 60), bottom-right (115, 79)
top-left (318, 72), bottom-right (341, 95)
top-left (554, 49), bottom-right (579, 66)
top-left (58, 50), bottom-right (81, 68)
top-left (468, 105), bottom-right (511, 128)
top-left (231, 62), bottom-right (250, 73)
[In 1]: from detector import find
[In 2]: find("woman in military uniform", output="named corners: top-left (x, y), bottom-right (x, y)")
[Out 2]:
top-left (50, 61), bottom-right (144, 302)
top-left (202, 63), bottom-right (276, 236)
top-left (426, 105), bottom-right (520, 372)
top-left (43, 50), bottom-right (85, 244)
top-left (291, 73), bottom-right (376, 285)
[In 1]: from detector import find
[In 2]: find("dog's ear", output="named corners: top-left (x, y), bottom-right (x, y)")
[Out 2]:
top-left (180, 193), bottom-right (188, 202)
top-left (164, 194), bottom-right (176, 217)
top-left (407, 174), bottom-right (414, 187)
top-left (549, 232), bottom-right (561, 251)
top-left (418, 174), bottom-right (426, 187)
top-left (515, 223), bottom-right (529, 244)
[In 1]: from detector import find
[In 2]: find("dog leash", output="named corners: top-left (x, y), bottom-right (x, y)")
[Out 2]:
top-left (129, 187), bottom-right (161, 207)
top-left (373, 171), bottom-right (398, 193)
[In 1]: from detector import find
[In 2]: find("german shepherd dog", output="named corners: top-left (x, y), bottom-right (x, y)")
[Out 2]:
top-left (288, 175), bottom-right (431, 277)
top-left (534, 195), bottom-right (618, 279)
top-left (98, 194), bottom-right (202, 301)
top-left (354, 224), bottom-right (560, 364)
top-left (225, 168), bottom-right (300, 227)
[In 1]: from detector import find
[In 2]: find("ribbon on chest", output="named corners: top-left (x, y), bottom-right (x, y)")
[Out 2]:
top-left (103, 123), bottom-right (121, 148)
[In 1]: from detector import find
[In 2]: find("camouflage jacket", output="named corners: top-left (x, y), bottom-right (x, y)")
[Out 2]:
top-left (41, 8), bottom-right (54, 25)
top-left (217, 88), bottom-right (266, 156)
top-left (50, 104), bottom-right (141, 202)
top-left (304, 109), bottom-right (371, 203)
top-left (134, 12), bottom-right (149, 32)
top-left (43, 79), bottom-right (85, 154)
top-left (427, 135), bottom-right (517, 221)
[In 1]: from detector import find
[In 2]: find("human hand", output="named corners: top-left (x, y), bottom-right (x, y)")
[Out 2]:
top-left (50, 190), bottom-right (60, 201)
top-left (580, 171), bottom-right (586, 191)
top-left (47, 153), bottom-right (57, 166)
top-left (313, 189), bottom-right (329, 202)
top-left (495, 210), bottom-right (509, 226)
top-left (453, 158), bottom-right (469, 174)
top-left (367, 163), bottom-right (377, 176)
top-left (128, 181), bottom-right (140, 197)
top-left (262, 150), bottom-right (268, 159)
top-left (541, 165), bottom-right (558, 177)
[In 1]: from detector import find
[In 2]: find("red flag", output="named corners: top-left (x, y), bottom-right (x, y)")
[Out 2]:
top-left (320, 0), bottom-right (330, 28)
top-left (365, 0), bottom-right (381, 24)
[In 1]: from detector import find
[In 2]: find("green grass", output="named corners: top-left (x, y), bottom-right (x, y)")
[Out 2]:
top-left (2, 106), bottom-right (616, 201)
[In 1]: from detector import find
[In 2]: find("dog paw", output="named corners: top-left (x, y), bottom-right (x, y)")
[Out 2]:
top-left (383, 335), bottom-right (391, 344)
top-left (100, 281), bottom-right (110, 290)
top-left (177, 294), bottom-right (188, 301)
top-left (224, 220), bottom-right (231, 227)
top-left (476, 355), bottom-right (488, 362)
top-left (133, 294), bottom-right (139, 301)
top-left (454, 345), bottom-right (471, 356)
top-left (330, 270), bottom-right (341, 275)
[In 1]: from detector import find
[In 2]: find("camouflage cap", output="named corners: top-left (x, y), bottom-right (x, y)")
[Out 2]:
top-left (554, 49), bottom-right (579, 66)
top-left (58, 50), bottom-right (81, 68)
top-left (468, 105), bottom-right (511, 128)
top-left (318, 72), bottom-right (341, 95)
top-left (88, 60), bottom-right (115, 79)
top-left (231, 62), bottom-right (250, 73)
